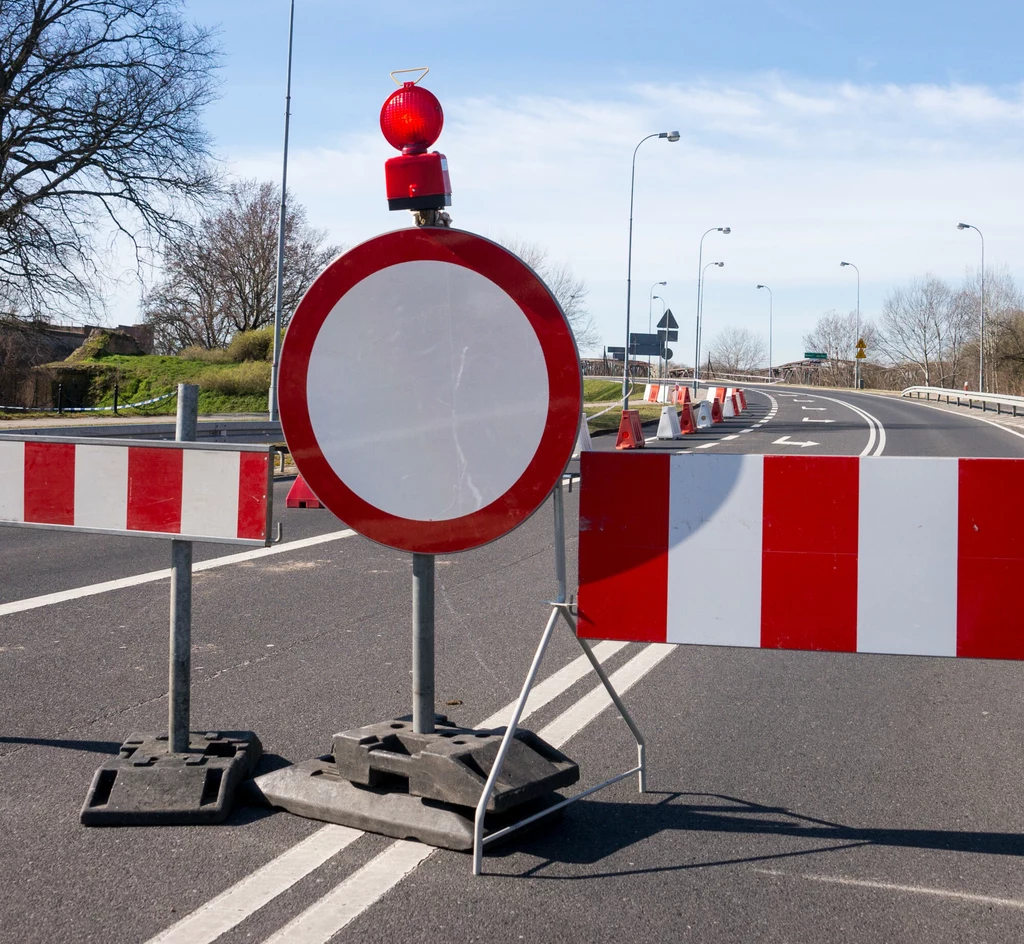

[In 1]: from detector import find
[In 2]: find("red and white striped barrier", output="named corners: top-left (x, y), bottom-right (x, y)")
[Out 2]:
top-left (0, 436), bottom-right (272, 545)
top-left (578, 451), bottom-right (1024, 660)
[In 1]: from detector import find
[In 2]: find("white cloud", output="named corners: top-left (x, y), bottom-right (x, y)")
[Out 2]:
top-left (112, 74), bottom-right (1024, 363)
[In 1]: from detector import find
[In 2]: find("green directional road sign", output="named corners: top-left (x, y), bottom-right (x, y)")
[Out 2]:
top-left (805, 352), bottom-right (828, 360)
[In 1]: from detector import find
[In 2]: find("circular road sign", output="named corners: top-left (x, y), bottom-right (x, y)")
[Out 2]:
top-left (278, 227), bottom-right (582, 554)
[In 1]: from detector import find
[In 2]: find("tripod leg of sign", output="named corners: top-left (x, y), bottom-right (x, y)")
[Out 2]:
top-left (472, 476), bottom-right (647, 876)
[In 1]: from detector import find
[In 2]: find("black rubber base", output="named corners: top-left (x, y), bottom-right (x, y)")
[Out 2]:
top-left (244, 755), bottom-right (564, 851)
top-left (81, 731), bottom-right (262, 826)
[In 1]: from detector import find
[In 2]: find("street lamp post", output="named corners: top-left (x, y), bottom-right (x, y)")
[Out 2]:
top-left (622, 131), bottom-right (680, 411)
top-left (692, 226), bottom-right (731, 393)
top-left (958, 222), bottom-right (986, 392)
top-left (840, 261), bottom-right (860, 389)
top-left (756, 284), bottom-right (773, 381)
top-left (268, 0), bottom-right (296, 423)
top-left (648, 280), bottom-right (667, 376)
top-left (695, 261), bottom-right (724, 381)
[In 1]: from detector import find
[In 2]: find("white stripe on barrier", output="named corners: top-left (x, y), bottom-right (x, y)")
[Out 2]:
top-left (668, 454), bottom-right (764, 647)
top-left (0, 440), bottom-right (24, 522)
top-left (857, 457), bottom-right (958, 656)
top-left (75, 444), bottom-right (129, 531)
top-left (181, 449), bottom-right (241, 539)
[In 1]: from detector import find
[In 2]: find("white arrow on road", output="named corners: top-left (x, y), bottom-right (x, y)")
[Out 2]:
top-left (801, 406), bottom-right (827, 411)
top-left (773, 435), bottom-right (819, 447)
top-left (802, 417), bottom-right (835, 423)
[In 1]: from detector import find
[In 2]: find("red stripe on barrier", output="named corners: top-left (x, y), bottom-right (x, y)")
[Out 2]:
top-left (957, 459), bottom-right (1024, 660)
top-left (237, 452), bottom-right (269, 541)
top-left (24, 442), bottom-right (75, 525)
top-left (761, 456), bottom-right (859, 651)
top-left (577, 452), bottom-right (669, 642)
top-left (127, 447), bottom-right (183, 533)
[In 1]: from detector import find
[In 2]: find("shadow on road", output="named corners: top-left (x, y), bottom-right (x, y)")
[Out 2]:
top-left (491, 791), bottom-right (1024, 878)
top-left (0, 735), bottom-right (122, 755)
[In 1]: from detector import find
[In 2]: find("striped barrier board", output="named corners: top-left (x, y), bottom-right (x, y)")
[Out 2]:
top-left (577, 451), bottom-right (1024, 660)
top-left (0, 435), bottom-right (273, 546)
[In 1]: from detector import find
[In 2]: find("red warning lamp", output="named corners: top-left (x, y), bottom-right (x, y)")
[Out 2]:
top-left (382, 68), bottom-right (451, 213)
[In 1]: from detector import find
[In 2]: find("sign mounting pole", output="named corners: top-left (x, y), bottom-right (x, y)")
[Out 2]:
top-left (412, 553), bottom-right (435, 734)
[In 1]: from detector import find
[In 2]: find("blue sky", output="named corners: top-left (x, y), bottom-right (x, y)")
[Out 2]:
top-left (133, 0), bottom-right (1024, 362)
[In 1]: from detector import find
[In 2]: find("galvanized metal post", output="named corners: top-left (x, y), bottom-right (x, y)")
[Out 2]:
top-left (412, 552), bottom-right (435, 734)
top-left (169, 383), bottom-right (198, 753)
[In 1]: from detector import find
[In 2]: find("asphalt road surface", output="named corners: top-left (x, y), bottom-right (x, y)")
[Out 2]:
top-left (3, 388), bottom-right (1024, 944)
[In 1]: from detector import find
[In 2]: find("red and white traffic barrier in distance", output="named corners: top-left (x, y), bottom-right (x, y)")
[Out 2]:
top-left (0, 436), bottom-right (272, 545)
top-left (578, 452), bottom-right (1024, 660)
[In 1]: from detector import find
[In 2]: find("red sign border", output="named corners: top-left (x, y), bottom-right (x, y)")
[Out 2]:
top-left (279, 227), bottom-right (582, 554)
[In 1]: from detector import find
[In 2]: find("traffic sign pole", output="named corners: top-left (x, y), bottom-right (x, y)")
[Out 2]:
top-left (412, 553), bottom-right (436, 734)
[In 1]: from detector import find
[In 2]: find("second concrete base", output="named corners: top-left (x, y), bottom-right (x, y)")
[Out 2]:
top-left (245, 755), bottom-right (563, 851)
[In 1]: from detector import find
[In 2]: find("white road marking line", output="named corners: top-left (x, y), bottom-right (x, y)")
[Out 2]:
top-left (739, 429), bottom-right (754, 434)
top-left (147, 826), bottom-right (364, 944)
top-left (252, 646), bottom-right (676, 944)
top-left (721, 435), bottom-right (739, 441)
top-left (263, 841), bottom-right (433, 944)
top-left (477, 640), bottom-right (628, 730)
top-left (0, 529), bottom-right (357, 618)
top-left (538, 644), bottom-right (676, 747)
top-left (802, 418), bottom-right (835, 423)
top-left (772, 436), bottom-right (819, 448)
top-left (142, 637), bottom-right (652, 944)
top-left (696, 443), bottom-right (717, 449)
top-left (755, 869), bottom-right (1024, 910)
top-left (801, 407), bottom-right (827, 411)
top-left (811, 394), bottom-right (887, 456)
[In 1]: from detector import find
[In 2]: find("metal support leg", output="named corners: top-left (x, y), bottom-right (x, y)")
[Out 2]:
top-left (472, 477), bottom-right (648, 875)
top-left (412, 553), bottom-right (435, 735)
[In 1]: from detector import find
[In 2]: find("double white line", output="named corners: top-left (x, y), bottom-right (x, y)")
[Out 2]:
top-left (147, 642), bottom-right (674, 944)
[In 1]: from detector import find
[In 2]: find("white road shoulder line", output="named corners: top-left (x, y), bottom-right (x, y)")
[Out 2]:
top-left (696, 442), bottom-right (717, 449)
top-left (755, 869), bottom-right (1024, 910)
top-left (539, 644), bottom-right (675, 748)
top-left (147, 826), bottom-right (363, 944)
top-left (264, 841), bottom-right (433, 944)
top-left (0, 529), bottom-right (357, 618)
top-left (143, 638), bottom-right (643, 944)
top-left (477, 640), bottom-right (627, 730)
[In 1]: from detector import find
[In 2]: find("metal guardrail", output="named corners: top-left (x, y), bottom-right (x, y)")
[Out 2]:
top-left (6, 419), bottom-right (284, 442)
top-left (901, 385), bottom-right (1024, 416)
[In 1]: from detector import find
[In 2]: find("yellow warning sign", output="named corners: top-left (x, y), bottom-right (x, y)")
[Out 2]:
top-left (856, 349), bottom-right (867, 359)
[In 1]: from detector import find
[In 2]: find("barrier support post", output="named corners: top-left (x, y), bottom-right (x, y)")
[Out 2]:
top-left (472, 475), bottom-right (647, 876)
top-left (169, 383), bottom-right (198, 754)
top-left (412, 553), bottom-right (436, 734)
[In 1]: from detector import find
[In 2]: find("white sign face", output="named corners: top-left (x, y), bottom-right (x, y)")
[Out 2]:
top-left (305, 260), bottom-right (550, 522)
top-left (279, 227), bottom-right (582, 554)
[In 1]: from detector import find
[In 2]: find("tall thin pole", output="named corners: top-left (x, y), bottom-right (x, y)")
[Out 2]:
top-left (169, 383), bottom-right (198, 754)
top-left (957, 223), bottom-right (985, 392)
top-left (269, 0), bottom-right (296, 423)
top-left (622, 132), bottom-right (678, 411)
top-left (692, 226), bottom-right (729, 393)
top-left (623, 136), bottom-right (653, 412)
top-left (758, 284), bottom-right (772, 381)
top-left (841, 261), bottom-right (860, 389)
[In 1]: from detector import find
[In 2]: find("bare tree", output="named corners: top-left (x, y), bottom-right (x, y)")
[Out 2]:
top-left (0, 0), bottom-right (221, 315)
top-left (493, 237), bottom-right (598, 352)
top-left (803, 309), bottom-right (876, 387)
top-left (708, 326), bottom-right (766, 373)
top-left (876, 275), bottom-right (970, 387)
top-left (960, 266), bottom-right (1022, 392)
top-left (142, 179), bottom-right (340, 352)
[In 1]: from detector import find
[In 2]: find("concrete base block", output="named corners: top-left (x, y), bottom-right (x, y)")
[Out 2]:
top-left (81, 731), bottom-right (261, 826)
top-left (245, 755), bottom-right (563, 851)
